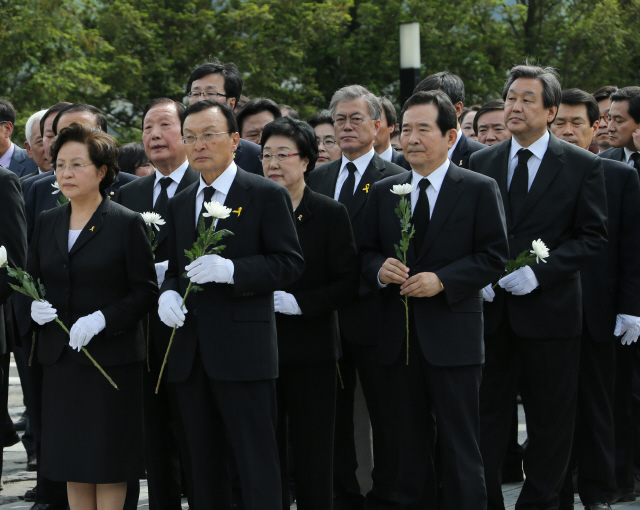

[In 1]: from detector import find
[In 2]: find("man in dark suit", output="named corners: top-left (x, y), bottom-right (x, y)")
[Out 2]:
top-left (20, 109), bottom-right (50, 182)
top-left (600, 87), bottom-right (640, 172)
top-left (0, 100), bottom-right (39, 177)
top-left (157, 99), bottom-right (304, 510)
top-left (396, 72), bottom-right (485, 171)
top-left (114, 97), bottom-right (198, 510)
top-left (307, 85), bottom-right (405, 510)
top-left (375, 97), bottom-right (402, 164)
top-left (186, 59), bottom-right (263, 175)
top-left (470, 64), bottom-right (608, 510)
top-left (551, 89), bottom-right (640, 510)
top-left (360, 90), bottom-right (508, 509)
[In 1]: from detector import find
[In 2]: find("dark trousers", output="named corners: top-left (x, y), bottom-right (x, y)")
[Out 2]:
top-left (276, 361), bottom-right (336, 510)
top-left (559, 328), bottom-right (616, 506)
top-left (479, 319), bottom-right (580, 510)
top-left (13, 342), bottom-right (36, 455)
top-left (334, 341), bottom-right (398, 509)
top-left (0, 352), bottom-right (8, 475)
top-left (174, 351), bottom-right (281, 510)
top-left (388, 329), bottom-right (485, 510)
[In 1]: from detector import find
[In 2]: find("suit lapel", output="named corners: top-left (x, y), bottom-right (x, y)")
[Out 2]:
top-left (140, 175), bottom-right (155, 212)
top-left (348, 156), bottom-right (384, 219)
top-left (295, 187), bottom-right (313, 226)
top-left (492, 141), bottom-right (513, 228)
top-left (451, 133), bottom-right (468, 167)
top-left (155, 167), bottom-right (198, 248)
top-left (54, 204), bottom-right (72, 262)
top-left (417, 164), bottom-right (464, 261)
top-left (69, 199), bottom-right (109, 257)
top-left (215, 169), bottom-right (254, 233)
top-left (511, 134), bottom-right (563, 229)
top-left (314, 162), bottom-right (341, 198)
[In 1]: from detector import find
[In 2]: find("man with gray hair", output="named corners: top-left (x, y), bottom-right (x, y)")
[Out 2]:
top-left (308, 84), bottom-right (405, 510)
top-left (21, 109), bottom-right (50, 180)
top-left (469, 63), bottom-right (608, 509)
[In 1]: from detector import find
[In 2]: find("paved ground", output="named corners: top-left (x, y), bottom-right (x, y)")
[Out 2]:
top-left (1, 356), bottom-right (638, 509)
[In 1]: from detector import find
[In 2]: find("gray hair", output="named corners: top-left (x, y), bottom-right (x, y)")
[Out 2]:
top-left (25, 109), bottom-right (47, 143)
top-left (329, 85), bottom-right (382, 120)
top-left (502, 62), bottom-right (562, 109)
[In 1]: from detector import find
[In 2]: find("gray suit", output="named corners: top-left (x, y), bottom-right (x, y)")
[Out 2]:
top-left (7, 145), bottom-right (38, 178)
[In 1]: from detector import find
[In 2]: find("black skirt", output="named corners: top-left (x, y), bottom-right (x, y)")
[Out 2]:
top-left (40, 349), bottom-right (145, 483)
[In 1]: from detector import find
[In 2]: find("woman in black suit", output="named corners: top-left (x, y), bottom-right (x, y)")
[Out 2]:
top-left (28, 123), bottom-right (158, 510)
top-left (260, 116), bottom-right (359, 510)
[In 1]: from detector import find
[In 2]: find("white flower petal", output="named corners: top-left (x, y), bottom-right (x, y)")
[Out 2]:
top-left (530, 239), bottom-right (549, 264)
top-left (202, 201), bottom-right (232, 220)
top-left (0, 245), bottom-right (7, 267)
top-left (140, 211), bottom-right (166, 227)
top-left (51, 181), bottom-right (61, 194)
top-left (391, 183), bottom-right (414, 196)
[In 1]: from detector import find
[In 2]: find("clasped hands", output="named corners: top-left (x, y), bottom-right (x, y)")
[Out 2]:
top-left (31, 301), bottom-right (105, 351)
top-left (379, 258), bottom-right (443, 298)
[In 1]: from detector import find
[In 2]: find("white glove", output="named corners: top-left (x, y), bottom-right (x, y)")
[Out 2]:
top-left (186, 254), bottom-right (234, 284)
top-left (69, 311), bottom-right (106, 352)
top-left (499, 266), bottom-right (539, 296)
top-left (158, 290), bottom-right (187, 328)
top-left (482, 284), bottom-right (495, 302)
top-left (155, 260), bottom-right (169, 287)
top-left (274, 291), bottom-right (302, 315)
top-left (31, 300), bottom-right (57, 325)
top-left (614, 314), bottom-right (640, 345)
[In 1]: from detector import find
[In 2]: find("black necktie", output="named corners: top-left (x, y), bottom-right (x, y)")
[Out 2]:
top-left (153, 177), bottom-right (172, 219)
top-left (631, 152), bottom-right (640, 174)
top-left (338, 162), bottom-right (358, 208)
top-left (412, 178), bottom-right (431, 253)
top-left (198, 187), bottom-right (215, 232)
top-left (509, 149), bottom-right (532, 220)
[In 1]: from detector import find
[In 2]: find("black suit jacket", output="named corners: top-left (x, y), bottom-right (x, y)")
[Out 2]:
top-left (582, 158), bottom-right (640, 342)
top-left (396, 132), bottom-right (485, 171)
top-left (234, 139), bottom-right (263, 175)
top-left (27, 198), bottom-right (158, 367)
top-left (0, 167), bottom-right (28, 355)
top-left (21, 169), bottom-right (53, 198)
top-left (160, 167), bottom-right (305, 383)
top-left (276, 186), bottom-right (359, 365)
top-left (391, 148), bottom-right (403, 165)
top-left (469, 133), bottom-right (609, 338)
top-left (307, 153), bottom-right (406, 345)
top-left (8, 146), bottom-right (38, 178)
top-left (25, 172), bottom-right (138, 243)
top-left (360, 164), bottom-right (509, 366)
top-left (599, 147), bottom-right (630, 163)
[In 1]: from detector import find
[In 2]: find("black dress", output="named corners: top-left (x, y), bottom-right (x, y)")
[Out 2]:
top-left (28, 197), bottom-right (158, 483)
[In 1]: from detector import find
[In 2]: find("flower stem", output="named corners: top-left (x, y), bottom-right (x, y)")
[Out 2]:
top-left (404, 296), bottom-right (409, 365)
top-left (156, 282), bottom-right (193, 394)
top-left (29, 331), bottom-right (36, 367)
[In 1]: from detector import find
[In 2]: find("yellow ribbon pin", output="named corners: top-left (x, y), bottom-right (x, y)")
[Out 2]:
top-left (363, 184), bottom-right (370, 193)
top-left (459, 159), bottom-right (463, 166)
top-left (233, 207), bottom-right (242, 216)
top-left (89, 226), bottom-right (95, 232)
top-left (298, 215), bottom-right (303, 221)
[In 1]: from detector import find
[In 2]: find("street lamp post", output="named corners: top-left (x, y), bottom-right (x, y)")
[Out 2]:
top-left (399, 22), bottom-right (421, 108)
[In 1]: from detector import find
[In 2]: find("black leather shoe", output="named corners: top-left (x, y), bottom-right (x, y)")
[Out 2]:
top-left (23, 487), bottom-right (36, 501)
top-left (635, 473), bottom-right (640, 495)
top-left (584, 504), bottom-right (612, 510)
top-left (14, 410), bottom-right (28, 431)
top-left (27, 451), bottom-right (37, 471)
top-left (611, 487), bottom-right (636, 503)
top-left (4, 430), bottom-right (20, 448)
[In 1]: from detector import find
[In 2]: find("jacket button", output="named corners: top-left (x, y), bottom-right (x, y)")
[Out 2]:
top-left (508, 234), bottom-right (514, 240)
top-left (63, 264), bottom-right (68, 270)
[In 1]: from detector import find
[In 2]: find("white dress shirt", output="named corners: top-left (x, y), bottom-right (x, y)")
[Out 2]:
top-left (0, 142), bottom-right (15, 169)
top-left (333, 149), bottom-right (375, 201)
top-left (152, 160), bottom-right (189, 206)
top-left (379, 145), bottom-right (393, 162)
top-left (507, 131), bottom-right (550, 190)
top-left (68, 229), bottom-right (82, 252)
top-left (623, 148), bottom-right (639, 167)
top-left (447, 130), bottom-right (462, 161)
top-left (194, 162), bottom-right (237, 228)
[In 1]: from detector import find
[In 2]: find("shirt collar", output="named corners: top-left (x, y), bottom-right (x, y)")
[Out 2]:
top-left (0, 142), bottom-right (15, 168)
top-left (154, 159), bottom-right (189, 186)
top-left (196, 161), bottom-right (238, 197)
top-left (411, 158), bottom-right (450, 194)
top-left (624, 147), bottom-right (639, 165)
top-left (510, 130), bottom-right (549, 162)
top-left (341, 149), bottom-right (375, 176)
top-left (379, 145), bottom-right (393, 162)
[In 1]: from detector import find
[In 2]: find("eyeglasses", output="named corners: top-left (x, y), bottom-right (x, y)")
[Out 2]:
top-left (318, 137), bottom-right (337, 148)
top-left (181, 131), bottom-right (231, 145)
top-left (258, 153), bottom-right (300, 162)
top-left (188, 91), bottom-right (228, 100)
top-left (334, 116), bottom-right (372, 128)
top-left (55, 162), bottom-right (94, 172)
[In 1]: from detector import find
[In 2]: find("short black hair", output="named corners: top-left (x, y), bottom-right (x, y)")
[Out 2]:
top-left (400, 90), bottom-right (457, 136)
top-left (560, 89), bottom-right (600, 126)
top-left (142, 98), bottom-right (186, 126)
top-left (260, 116), bottom-right (319, 175)
top-left (306, 113), bottom-right (334, 128)
top-left (39, 102), bottom-right (72, 138)
top-left (186, 59), bottom-right (243, 105)
top-left (592, 86), bottom-right (618, 103)
top-left (181, 99), bottom-right (238, 135)
top-left (53, 104), bottom-right (107, 135)
top-left (414, 72), bottom-right (465, 106)
top-left (379, 97), bottom-right (397, 129)
top-left (610, 86), bottom-right (640, 124)
top-left (117, 142), bottom-right (150, 175)
top-left (279, 104), bottom-right (300, 119)
top-left (473, 99), bottom-right (505, 135)
top-left (0, 99), bottom-right (16, 125)
top-left (502, 62), bottom-right (562, 109)
top-left (236, 98), bottom-right (282, 136)
top-left (459, 105), bottom-right (480, 125)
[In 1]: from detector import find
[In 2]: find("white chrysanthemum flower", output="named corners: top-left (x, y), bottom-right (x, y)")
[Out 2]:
top-left (51, 181), bottom-right (61, 194)
top-left (202, 201), bottom-right (232, 220)
top-left (530, 239), bottom-right (549, 263)
top-left (0, 245), bottom-right (7, 267)
top-left (140, 212), bottom-right (166, 231)
top-left (390, 183), bottom-right (413, 196)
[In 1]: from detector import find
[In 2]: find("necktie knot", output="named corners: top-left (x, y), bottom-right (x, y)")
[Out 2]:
top-left (346, 162), bottom-right (357, 175)
top-left (418, 178), bottom-right (430, 192)
top-left (159, 177), bottom-right (172, 190)
top-left (203, 186), bottom-right (215, 203)
top-left (517, 148), bottom-right (533, 165)
top-left (631, 152), bottom-right (640, 163)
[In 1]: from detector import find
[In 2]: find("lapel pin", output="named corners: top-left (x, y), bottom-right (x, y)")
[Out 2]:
top-left (233, 207), bottom-right (242, 216)
top-left (363, 184), bottom-right (370, 193)
top-left (89, 226), bottom-right (95, 232)
top-left (459, 159), bottom-right (463, 166)
top-left (298, 215), bottom-right (303, 221)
